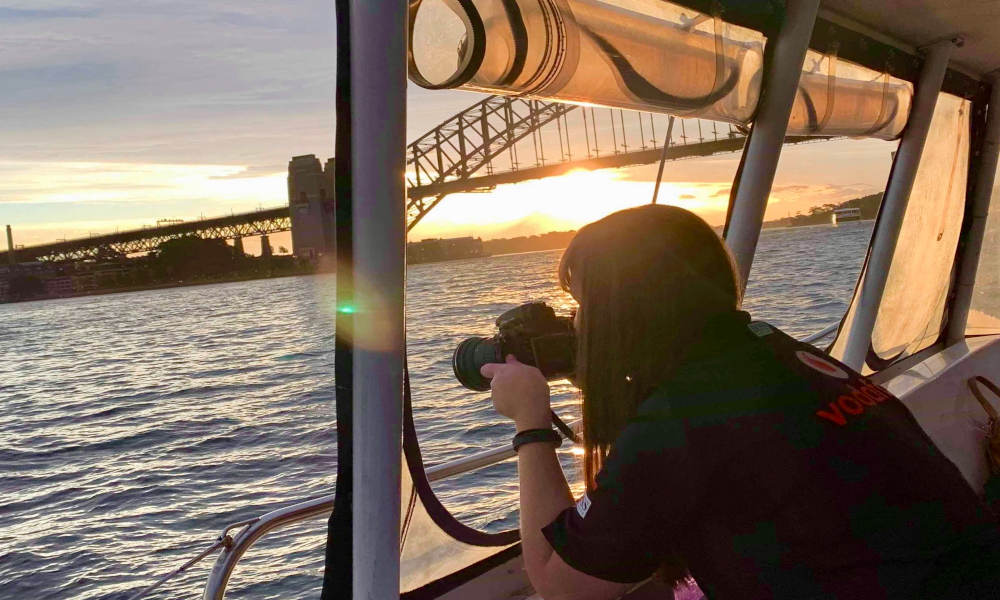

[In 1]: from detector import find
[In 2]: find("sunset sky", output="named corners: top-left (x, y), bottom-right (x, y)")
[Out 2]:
top-left (0, 2), bottom-right (897, 251)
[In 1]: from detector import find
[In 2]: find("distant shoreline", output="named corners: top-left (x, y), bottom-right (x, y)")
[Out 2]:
top-left (488, 248), bottom-right (564, 258)
top-left (2, 270), bottom-right (315, 306)
top-left (5, 194), bottom-right (883, 305)
top-left (761, 218), bottom-right (875, 231)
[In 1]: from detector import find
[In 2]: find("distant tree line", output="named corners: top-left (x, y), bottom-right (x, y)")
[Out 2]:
top-left (482, 230), bottom-right (577, 256)
top-left (152, 236), bottom-right (247, 279)
top-left (763, 193), bottom-right (883, 229)
top-left (2, 235), bottom-right (315, 302)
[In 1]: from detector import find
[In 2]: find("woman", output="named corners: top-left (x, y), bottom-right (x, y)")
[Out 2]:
top-left (480, 204), bottom-right (1000, 599)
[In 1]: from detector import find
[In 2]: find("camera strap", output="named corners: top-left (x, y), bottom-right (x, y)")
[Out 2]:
top-left (551, 410), bottom-right (580, 443)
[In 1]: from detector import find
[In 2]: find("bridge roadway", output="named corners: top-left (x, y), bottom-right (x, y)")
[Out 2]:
top-left (3, 207), bottom-right (292, 263)
top-left (0, 94), bottom-right (830, 264)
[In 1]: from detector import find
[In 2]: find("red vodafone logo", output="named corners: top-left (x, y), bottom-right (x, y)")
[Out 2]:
top-left (795, 350), bottom-right (849, 380)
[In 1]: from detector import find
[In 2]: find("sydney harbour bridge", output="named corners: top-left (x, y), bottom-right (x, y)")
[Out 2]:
top-left (1, 95), bottom-right (819, 264)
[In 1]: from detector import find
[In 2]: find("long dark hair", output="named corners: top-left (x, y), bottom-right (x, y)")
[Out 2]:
top-left (558, 204), bottom-right (741, 583)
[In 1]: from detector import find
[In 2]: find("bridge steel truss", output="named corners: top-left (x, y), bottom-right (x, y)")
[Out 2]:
top-left (404, 95), bottom-right (752, 230)
top-left (6, 208), bottom-right (291, 263)
top-left (4, 94), bottom-right (831, 264)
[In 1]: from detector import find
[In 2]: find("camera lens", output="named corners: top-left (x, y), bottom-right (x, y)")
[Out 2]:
top-left (452, 336), bottom-right (501, 391)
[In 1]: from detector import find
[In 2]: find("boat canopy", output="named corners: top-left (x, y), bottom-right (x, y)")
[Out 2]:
top-left (389, 0), bottom-right (1000, 593)
top-left (818, 0), bottom-right (1000, 77)
top-left (314, 1), bottom-right (1000, 597)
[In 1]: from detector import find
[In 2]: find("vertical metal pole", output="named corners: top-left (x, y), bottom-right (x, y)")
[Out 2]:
top-left (5, 225), bottom-right (14, 265)
top-left (651, 117), bottom-right (676, 204)
top-left (609, 109), bottom-right (619, 154)
top-left (529, 102), bottom-right (541, 166)
top-left (556, 113), bottom-right (566, 161)
top-left (619, 110), bottom-right (628, 153)
top-left (351, 0), bottom-right (405, 597)
top-left (480, 109), bottom-right (490, 162)
top-left (563, 113), bottom-right (572, 161)
top-left (724, 0), bottom-right (820, 289)
top-left (433, 129), bottom-right (444, 180)
top-left (582, 109), bottom-right (593, 158)
top-left (638, 113), bottom-right (647, 150)
top-left (537, 105), bottom-right (546, 165)
top-left (840, 39), bottom-right (956, 370)
top-left (591, 108), bottom-right (600, 156)
top-left (949, 75), bottom-right (1000, 343)
top-left (457, 116), bottom-right (468, 178)
top-left (505, 101), bottom-right (517, 168)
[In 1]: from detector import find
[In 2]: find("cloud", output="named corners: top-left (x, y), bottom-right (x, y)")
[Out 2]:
top-left (771, 184), bottom-right (812, 194)
top-left (0, 1), bottom-right (341, 166)
top-left (0, 7), bottom-right (101, 20)
top-left (0, 2), bottom-right (899, 246)
top-left (210, 164), bottom-right (286, 180)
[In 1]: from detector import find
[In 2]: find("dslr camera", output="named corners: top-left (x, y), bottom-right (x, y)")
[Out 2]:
top-left (452, 302), bottom-right (576, 391)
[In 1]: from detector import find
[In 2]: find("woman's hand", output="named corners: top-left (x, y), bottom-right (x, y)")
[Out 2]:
top-left (480, 355), bottom-right (551, 431)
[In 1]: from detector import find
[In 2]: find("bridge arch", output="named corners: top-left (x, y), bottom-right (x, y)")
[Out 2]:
top-left (4, 95), bottom-right (829, 263)
top-left (405, 95), bottom-right (751, 230)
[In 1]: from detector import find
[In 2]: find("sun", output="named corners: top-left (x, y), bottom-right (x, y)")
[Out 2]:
top-left (409, 167), bottom-right (731, 239)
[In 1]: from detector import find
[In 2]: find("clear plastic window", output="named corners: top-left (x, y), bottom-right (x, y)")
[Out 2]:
top-left (830, 93), bottom-right (970, 370)
top-left (741, 137), bottom-right (896, 340)
top-left (967, 160), bottom-right (1000, 335)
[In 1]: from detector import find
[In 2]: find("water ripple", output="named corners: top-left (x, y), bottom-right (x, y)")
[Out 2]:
top-left (0, 223), bottom-right (872, 599)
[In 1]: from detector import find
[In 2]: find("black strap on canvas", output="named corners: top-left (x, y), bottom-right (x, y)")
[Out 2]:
top-left (321, 0), bottom-right (354, 596)
top-left (401, 366), bottom-right (520, 548)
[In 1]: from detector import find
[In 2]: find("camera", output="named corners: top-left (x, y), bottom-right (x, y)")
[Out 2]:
top-left (452, 302), bottom-right (576, 391)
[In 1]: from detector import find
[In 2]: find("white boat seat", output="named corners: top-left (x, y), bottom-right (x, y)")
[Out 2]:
top-left (882, 336), bottom-right (1000, 495)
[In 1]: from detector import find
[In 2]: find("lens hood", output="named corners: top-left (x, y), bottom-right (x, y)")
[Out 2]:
top-left (452, 336), bottom-right (497, 391)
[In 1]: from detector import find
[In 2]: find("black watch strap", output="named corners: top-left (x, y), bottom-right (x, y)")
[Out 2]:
top-left (512, 428), bottom-right (562, 453)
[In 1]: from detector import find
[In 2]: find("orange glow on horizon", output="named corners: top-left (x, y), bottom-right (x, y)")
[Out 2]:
top-left (409, 169), bottom-right (732, 240)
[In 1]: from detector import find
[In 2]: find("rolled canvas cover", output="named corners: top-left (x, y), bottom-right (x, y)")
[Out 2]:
top-left (409, 0), bottom-right (912, 140)
top-left (830, 93), bottom-right (970, 371)
top-left (788, 50), bottom-right (912, 140)
top-left (410, 0), bottom-right (764, 122)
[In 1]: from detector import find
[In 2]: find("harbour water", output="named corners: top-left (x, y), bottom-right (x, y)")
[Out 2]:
top-left (1, 222), bottom-right (873, 599)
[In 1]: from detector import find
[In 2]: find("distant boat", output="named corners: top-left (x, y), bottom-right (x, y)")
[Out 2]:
top-left (832, 207), bottom-right (862, 225)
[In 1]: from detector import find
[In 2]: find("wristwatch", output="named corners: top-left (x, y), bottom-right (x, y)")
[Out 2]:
top-left (512, 428), bottom-right (562, 452)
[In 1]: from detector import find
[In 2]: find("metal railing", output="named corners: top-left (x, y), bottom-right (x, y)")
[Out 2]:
top-left (201, 432), bottom-right (560, 599)
top-left (801, 322), bottom-right (839, 344)
top-left (132, 322), bottom-right (841, 599)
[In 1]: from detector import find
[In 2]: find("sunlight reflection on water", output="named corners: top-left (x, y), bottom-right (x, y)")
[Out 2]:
top-left (0, 222), bottom-right (872, 599)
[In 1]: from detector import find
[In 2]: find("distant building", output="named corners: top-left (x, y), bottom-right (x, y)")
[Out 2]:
top-left (44, 276), bottom-right (74, 297)
top-left (407, 236), bottom-right (487, 264)
top-left (288, 155), bottom-right (336, 259)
